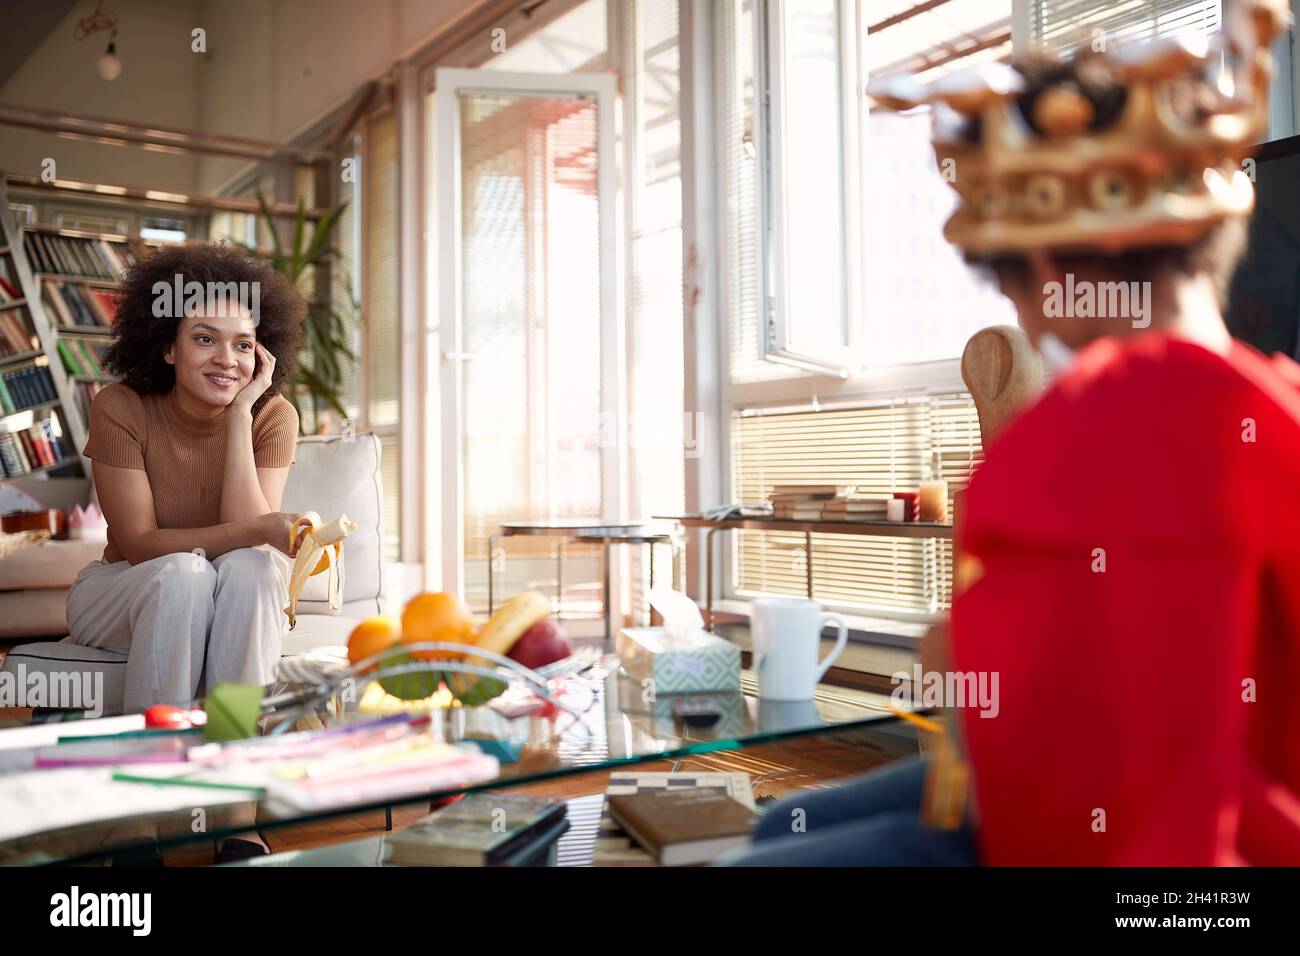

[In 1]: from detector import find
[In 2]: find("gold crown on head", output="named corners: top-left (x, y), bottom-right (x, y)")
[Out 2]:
top-left (866, 0), bottom-right (1291, 257)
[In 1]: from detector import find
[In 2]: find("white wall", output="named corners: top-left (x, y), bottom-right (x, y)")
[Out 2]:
top-left (0, 0), bottom-right (485, 196)
top-left (194, 0), bottom-right (476, 193)
top-left (0, 0), bottom-right (202, 193)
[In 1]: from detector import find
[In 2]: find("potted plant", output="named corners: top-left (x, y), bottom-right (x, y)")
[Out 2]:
top-left (239, 194), bottom-right (360, 434)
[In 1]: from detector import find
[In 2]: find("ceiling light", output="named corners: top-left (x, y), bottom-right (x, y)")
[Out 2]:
top-left (98, 32), bottom-right (122, 81)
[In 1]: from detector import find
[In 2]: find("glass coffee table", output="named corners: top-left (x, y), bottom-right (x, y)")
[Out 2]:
top-left (0, 643), bottom-right (920, 866)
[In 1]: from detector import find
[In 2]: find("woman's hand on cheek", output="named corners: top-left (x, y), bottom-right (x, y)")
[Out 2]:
top-left (232, 343), bottom-right (276, 415)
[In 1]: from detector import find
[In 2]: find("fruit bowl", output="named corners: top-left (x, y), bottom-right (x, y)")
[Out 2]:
top-left (269, 590), bottom-right (585, 725)
top-left (275, 644), bottom-right (606, 700)
top-left (265, 645), bottom-right (611, 741)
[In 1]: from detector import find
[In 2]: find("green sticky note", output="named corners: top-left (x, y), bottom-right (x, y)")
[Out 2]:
top-left (203, 682), bottom-right (265, 742)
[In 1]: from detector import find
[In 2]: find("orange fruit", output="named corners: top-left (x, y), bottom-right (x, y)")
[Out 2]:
top-left (347, 616), bottom-right (402, 673)
top-left (401, 592), bottom-right (475, 661)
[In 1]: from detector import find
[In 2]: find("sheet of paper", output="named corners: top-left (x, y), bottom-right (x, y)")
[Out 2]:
top-left (0, 765), bottom-right (249, 845)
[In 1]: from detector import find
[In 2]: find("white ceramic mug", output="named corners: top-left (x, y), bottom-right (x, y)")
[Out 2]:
top-left (751, 597), bottom-right (848, 702)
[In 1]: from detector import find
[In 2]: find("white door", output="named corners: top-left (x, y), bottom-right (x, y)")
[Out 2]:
top-left (433, 68), bottom-right (623, 612)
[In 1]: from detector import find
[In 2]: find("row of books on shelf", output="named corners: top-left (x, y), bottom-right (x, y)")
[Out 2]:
top-left (0, 254), bottom-right (21, 303)
top-left (0, 418), bottom-right (71, 477)
top-left (57, 338), bottom-right (110, 378)
top-left (22, 231), bottom-right (139, 281)
top-left (0, 364), bottom-right (58, 415)
top-left (74, 380), bottom-right (107, 422)
top-left (0, 308), bottom-right (38, 358)
top-left (43, 280), bottom-right (119, 329)
top-left (767, 483), bottom-right (948, 523)
top-left (769, 485), bottom-right (892, 520)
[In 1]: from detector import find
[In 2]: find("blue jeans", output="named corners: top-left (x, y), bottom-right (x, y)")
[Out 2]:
top-left (721, 756), bottom-right (977, 866)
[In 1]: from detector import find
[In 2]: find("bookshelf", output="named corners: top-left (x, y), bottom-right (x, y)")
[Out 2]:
top-left (0, 179), bottom-right (150, 481)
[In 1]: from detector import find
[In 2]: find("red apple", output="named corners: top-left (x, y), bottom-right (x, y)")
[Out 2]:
top-left (507, 618), bottom-right (573, 671)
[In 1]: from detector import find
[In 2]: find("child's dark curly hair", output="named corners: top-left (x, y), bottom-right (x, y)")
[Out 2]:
top-left (103, 241), bottom-right (304, 414)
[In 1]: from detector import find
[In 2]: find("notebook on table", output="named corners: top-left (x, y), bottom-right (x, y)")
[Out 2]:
top-left (384, 793), bottom-right (567, 867)
top-left (593, 772), bottom-right (756, 866)
top-left (607, 790), bottom-right (758, 866)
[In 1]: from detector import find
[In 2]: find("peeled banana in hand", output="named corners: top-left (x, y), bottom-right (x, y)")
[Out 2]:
top-left (284, 511), bottom-right (358, 629)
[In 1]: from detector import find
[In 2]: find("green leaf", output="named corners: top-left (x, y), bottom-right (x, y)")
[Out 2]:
top-left (445, 671), bottom-right (508, 706)
top-left (256, 191), bottom-right (285, 266)
top-left (289, 198), bottom-right (306, 281)
top-left (302, 203), bottom-right (346, 268)
top-left (244, 191), bottom-right (361, 435)
top-left (375, 651), bottom-right (442, 701)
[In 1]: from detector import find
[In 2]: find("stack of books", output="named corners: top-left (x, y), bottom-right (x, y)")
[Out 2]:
top-left (384, 793), bottom-right (569, 867)
top-left (0, 364), bottom-right (58, 413)
top-left (108, 715), bottom-right (503, 814)
top-left (22, 232), bottom-right (138, 280)
top-left (0, 418), bottom-right (70, 476)
top-left (42, 281), bottom-right (119, 330)
top-left (769, 484), bottom-right (849, 520)
top-left (822, 495), bottom-right (891, 522)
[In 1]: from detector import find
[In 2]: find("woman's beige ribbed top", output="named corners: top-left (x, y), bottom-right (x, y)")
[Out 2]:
top-left (83, 383), bottom-right (299, 564)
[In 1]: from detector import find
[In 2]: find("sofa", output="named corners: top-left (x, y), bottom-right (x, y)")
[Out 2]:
top-left (0, 432), bottom-right (385, 716)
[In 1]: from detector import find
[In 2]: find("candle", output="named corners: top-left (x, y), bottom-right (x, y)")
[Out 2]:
top-left (918, 480), bottom-right (948, 523)
top-left (886, 499), bottom-right (906, 522)
top-left (892, 491), bottom-right (919, 521)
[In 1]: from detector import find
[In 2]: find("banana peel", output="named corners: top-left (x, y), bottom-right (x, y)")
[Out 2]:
top-left (284, 511), bottom-right (357, 629)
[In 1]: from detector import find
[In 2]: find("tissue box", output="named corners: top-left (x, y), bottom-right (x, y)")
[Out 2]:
top-left (616, 626), bottom-right (741, 694)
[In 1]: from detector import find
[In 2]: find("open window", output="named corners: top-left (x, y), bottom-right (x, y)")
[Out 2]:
top-left (757, 0), bottom-right (863, 377)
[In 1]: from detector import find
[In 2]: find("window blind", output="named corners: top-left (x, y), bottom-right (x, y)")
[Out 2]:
top-left (731, 394), bottom-right (982, 615)
top-left (721, 0), bottom-right (785, 385)
top-left (365, 109), bottom-right (401, 562)
top-left (1029, 0), bottom-right (1222, 53)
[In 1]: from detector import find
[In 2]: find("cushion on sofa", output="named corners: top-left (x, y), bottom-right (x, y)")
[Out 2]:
top-left (281, 433), bottom-right (384, 614)
top-left (1, 615), bottom-right (358, 717)
top-left (0, 641), bottom-right (127, 717)
top-left (282, 612), bottom-right (358, 658)
top-left (0, 589), bottom-right (70, 638)
top-left (0, 539), bottom-right (105, 590)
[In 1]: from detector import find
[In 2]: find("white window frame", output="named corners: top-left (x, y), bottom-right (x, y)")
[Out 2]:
top-left (706, 0), bottom-right (985, 624)
top-left (430, 67), bottom-right (624, 601)
top-left (716, 0), bottom-right (970, 406)
top-left (757, 0), bottom-right (865, 377)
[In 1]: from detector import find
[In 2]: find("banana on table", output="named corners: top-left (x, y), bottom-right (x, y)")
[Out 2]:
top-left (284, 511), bottom-right (358, 629)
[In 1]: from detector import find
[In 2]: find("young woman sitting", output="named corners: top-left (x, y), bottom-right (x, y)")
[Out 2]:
top-left (68, 241), bottom-right (306, 717)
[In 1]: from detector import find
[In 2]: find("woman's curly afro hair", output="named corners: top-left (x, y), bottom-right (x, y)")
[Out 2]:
top-left (103, 241), bottom-right (305, 414)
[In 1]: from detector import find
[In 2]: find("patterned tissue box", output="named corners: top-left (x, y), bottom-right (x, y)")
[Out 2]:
top-left (616, 626), bottom-right (741, 695)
